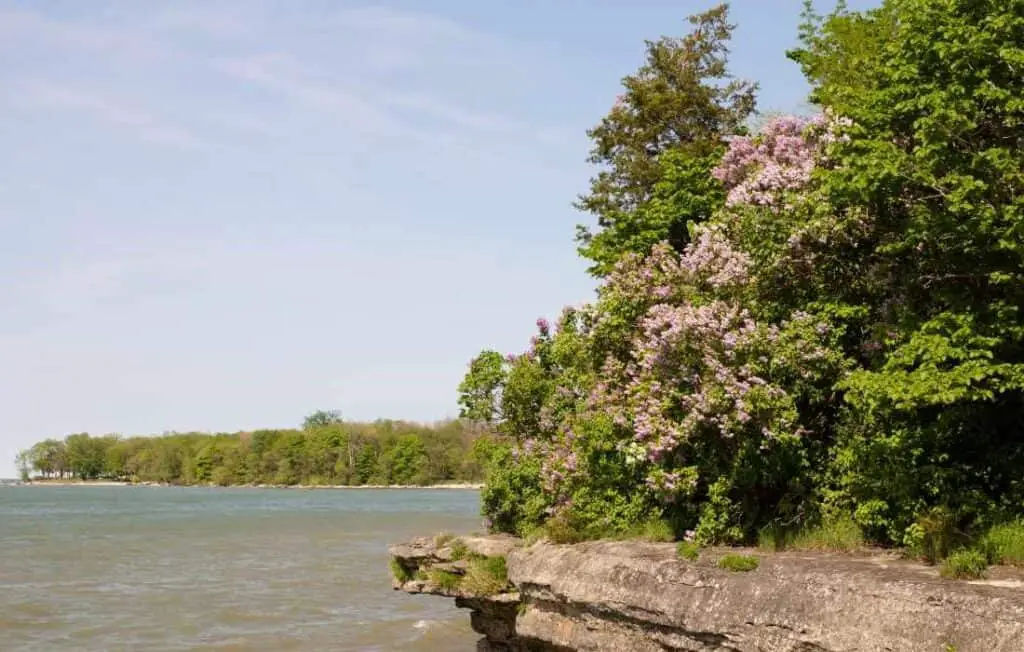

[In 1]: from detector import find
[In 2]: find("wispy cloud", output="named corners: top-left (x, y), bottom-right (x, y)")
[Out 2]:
top-left (0, 3), bottom-right (561, 152)
top-left (13, 81), bottom-right (203, 148)
top-left (0, 7), bottom-right (165, 57)
top-left (211, 52), bottom-right (414, 139)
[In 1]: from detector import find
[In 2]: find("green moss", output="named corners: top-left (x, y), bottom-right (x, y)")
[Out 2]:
top-left (940, 549), bottom-right (988, 580)
top-left (389, 558), bottom-right (413, 583)
top-left (429, 569), bottom-right (463, 591)
top-left (979, 520), bottom-right (1024, 566)
top-left (717, 554), bottom-right (759, 572)
top-left (676, 541), bottom-right (701, 561)
top-left (462, 555), bottom-right (509, 596)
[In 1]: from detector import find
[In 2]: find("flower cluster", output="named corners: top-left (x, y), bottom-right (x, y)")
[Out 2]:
top-left (713, 115), bottom-right (822, 208)
top-left (584, 230), bottom-right (844, 503)
top-left (492, 113), bottom-right (850, 516)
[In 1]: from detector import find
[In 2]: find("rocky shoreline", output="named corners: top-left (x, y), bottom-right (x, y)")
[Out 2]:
top-left (389, 534), bottom-right (1024, 651)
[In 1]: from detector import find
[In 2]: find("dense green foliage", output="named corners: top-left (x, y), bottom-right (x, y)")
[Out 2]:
top-left (18, 416), bottom-right (490, 486)
top-left (462, 0), bottom-right (1024, 555)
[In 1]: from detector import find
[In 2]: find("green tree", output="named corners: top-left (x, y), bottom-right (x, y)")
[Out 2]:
top-left (65, 434), bottom-right (107, 480)
top-left (787, 0), bottom-right (1024, 538)
top-left (574, 3), bottom-right (756, 275)
top-left (17, 420), bottom-right (489, 487)
top-left (29, 438), bottom-right (66, 478)
top-left (386, 435), bottom-right (430, 485)
top-left (15, 449), bottom-right (30, 481)
top-left (457, 350), bottom-right (507, 424)
top-left (302, 409), bottom-right (343, 430)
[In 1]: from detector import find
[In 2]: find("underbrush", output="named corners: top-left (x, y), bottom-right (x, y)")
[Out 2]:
top-left (758, 517), bottom-right (865, 553)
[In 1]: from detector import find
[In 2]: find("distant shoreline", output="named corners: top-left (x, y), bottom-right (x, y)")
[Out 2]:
top-left (16, 480), bottom-right (483, 490)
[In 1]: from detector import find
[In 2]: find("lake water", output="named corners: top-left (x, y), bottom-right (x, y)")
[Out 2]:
top-left (0, 486), bottom-right (482, 651)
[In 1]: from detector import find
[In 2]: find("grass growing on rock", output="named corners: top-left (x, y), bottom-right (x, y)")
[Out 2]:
top-left (434, 532), bottom-right (456, 547)
top-left (717, 554), bottom-right (759, 572)
top-left (449, 538), bottom-right (470, 561)
top-left (980, 520), bottom-right (1024, 566)
top-left (429, 568), bottom-right (463, 592)
top-left (529, 514), bottom-right (675, 545)
top-left (616, 518), bottom-right (675, 542)
top-left (462, 556), bottom-right (509, 596)
top-left (940, 549), bottom-right (988, 580)
top-left (676, 541), bottom-right (700, 561)
top-left (758, 517), bottom-right (864, 552)
top-left (390, 558), bottom-right (413, 583)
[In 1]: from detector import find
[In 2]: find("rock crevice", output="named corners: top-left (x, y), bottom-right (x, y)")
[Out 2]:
top-left (389, 535), bottom-right (1024, 651)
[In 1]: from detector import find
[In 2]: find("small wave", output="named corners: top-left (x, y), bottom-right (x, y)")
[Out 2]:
top-left (412, 619), bottom-right (436, 631)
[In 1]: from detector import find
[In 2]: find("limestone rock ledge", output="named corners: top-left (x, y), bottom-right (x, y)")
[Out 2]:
top-left (389, 535), bottom-right (1024, 651)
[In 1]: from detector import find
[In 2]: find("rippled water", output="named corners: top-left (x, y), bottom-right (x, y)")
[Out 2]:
top-left (0, 486), bottom-right (482, 651)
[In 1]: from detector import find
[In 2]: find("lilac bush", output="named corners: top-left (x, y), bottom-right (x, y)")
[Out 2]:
top-left (480, 111), bottom-right (850, 541)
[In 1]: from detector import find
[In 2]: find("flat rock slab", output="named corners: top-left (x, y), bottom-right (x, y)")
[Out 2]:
top-left (391, 535), bottom-right (1024, 651)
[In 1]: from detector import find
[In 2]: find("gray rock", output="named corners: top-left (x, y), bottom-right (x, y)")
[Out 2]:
top-left (389, 534), bottom-right (1024, 651)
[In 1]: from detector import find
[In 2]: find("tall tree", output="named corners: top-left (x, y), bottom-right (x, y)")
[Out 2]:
top-left (574, 3), bottom-right (757, 276)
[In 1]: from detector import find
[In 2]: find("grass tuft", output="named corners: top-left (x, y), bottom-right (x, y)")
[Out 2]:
top-left (611, 517), bottom-right (675, 542)
top-left (717, 554), bottom-right (760, 572)
top-left (940, 549), bottom-right (988, 580)
top-left (758, 517), bottom-right (863, 552)
top-left (979, 520), bottom-right (1024, 566)
top-left (390, 558), bottom-right (413, 583)
top-left (449, 538), bottom-right (469, 561)
top-left (676, 541), bottom-right (700, 561)
top-left (462, 555), bottom-right (509, 596)
top-left (429, 569), bottom-right (463, 592)
top-left (791, 517), bottom-right (864, 552)
top-left (434, 532), bottom-right (456, 547)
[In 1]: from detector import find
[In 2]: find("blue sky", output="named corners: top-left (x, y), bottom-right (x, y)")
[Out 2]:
top-left (0, 0), bottom-right (875, 477)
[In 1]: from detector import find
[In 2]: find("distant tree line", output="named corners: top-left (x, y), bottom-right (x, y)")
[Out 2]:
top-left (16, 411), bottom-right (492, 486)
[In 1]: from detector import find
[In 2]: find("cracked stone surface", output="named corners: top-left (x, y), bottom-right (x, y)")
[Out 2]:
top-left (390, 535), bottom-right (1024, 651)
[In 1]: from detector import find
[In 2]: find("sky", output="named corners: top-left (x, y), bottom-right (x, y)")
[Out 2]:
top-left (0, 0), bottom-right (876, 477)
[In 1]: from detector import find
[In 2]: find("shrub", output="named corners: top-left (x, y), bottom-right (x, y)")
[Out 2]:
top-left (677, 541), bottom-right (701, 561)
top-left (717, 554), bottom-right (759, 572)
top-left (910, 508), bottom-right (969, 564)
top-left (940, 549), bottom-right (988, 580)
top-left (540, 511), bottom-right (590, 545)
top-left (462, 556), bottom-right (509, 596)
